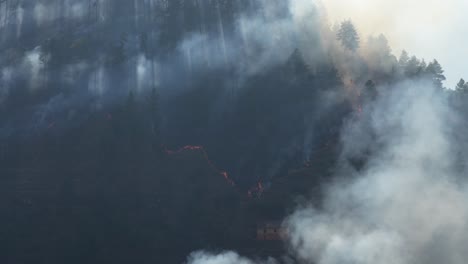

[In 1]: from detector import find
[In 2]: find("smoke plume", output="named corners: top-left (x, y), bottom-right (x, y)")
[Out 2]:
top-left (285, 79), bottom-right (468, 264)
top-left (187, 251), bottom-right (277, 264)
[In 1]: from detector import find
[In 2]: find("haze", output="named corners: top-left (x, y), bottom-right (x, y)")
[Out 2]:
top-left (322, 0), bottom-right (468, 87)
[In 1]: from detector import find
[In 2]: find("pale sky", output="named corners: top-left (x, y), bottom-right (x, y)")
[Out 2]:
top-left (322, 0), bottom-right (468, 88)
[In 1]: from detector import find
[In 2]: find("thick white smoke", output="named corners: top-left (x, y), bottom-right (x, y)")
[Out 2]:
top-left (187, 251), bottom-right (277, 264)
top-left (286, 79), bottom-right (468, 264)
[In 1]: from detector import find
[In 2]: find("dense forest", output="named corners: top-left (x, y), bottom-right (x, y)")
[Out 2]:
top-left (1, 1), bottom-right (467, 264)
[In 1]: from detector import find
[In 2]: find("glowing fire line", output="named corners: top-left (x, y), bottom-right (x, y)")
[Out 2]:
top-left (164, 145), bottom-right (235, 186)
top-left (163, 145), bottom-right (265, 198)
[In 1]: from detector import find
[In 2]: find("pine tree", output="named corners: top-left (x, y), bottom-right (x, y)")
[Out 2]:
top-left (405, 56), bottom-right (422, 77)
top-left (399, 50), bottom-right (410, 66)
top-left (426, 59), bottom-right (446, 88)
top-left (456, 78), bottom-right (468, 93)
top-left (368, 34), bottom-right (391, 57)
top-left (420, 59), bottom-right (427, 71)
top-left (286, 49), bottom-right (310, 76)
top-left (337, 20), bottom-right (360, 52)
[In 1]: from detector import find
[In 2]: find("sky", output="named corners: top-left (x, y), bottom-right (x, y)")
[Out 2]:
top-left (322, 0), bottom-right (468, 88)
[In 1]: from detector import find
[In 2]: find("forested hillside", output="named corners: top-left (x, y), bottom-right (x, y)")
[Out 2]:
top-left (1, 1), bottom-right (467, 263)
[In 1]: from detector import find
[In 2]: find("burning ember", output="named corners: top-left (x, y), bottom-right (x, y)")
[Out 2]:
top-left (164, 145), bottom-right (273, 198)
top-left (247, 181), bottom-right (264, 198)
top-left (164, 145), bottom-right (236, 187)
top-left (256, 222), bottom-right (287, 241)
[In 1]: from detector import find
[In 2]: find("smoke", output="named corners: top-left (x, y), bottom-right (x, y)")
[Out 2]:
top-left (187, 77), bottom-right (468, 263)
top-left (23, 47), bottom-right (46, 90)
top-left (187, 251), bottom-right (277, 264)
top-left (175, 0), bottom-right (327, 78)
top-left (33, 0), bottom-right (87, 25)
top-left (0, 0), bottom-right (334, 103)
top-left (33, 3), bottom-right (48, 25)
top-left (1, 1), bottom-right (466, 262)
top-left (0, 0), bottom-right (335, 139)
top-left (285, 79), bottom-right (468, 264)
top-left (321, 0), bottom-right (468, 87)
top-left (0, 0), bottom-right (328, 96)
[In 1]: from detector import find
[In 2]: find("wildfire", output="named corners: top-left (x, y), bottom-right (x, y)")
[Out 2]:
top-left (165, 145), bottom-right (203, 155)
top-left (163, 145), bottom-right (269, 198)
top-left (164, 145), bottom-right (236, 187)
top-left (247, 181), bottom-right (265, 198)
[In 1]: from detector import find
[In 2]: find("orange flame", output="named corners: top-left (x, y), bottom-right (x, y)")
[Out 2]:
top-left (247, 181), bottom-right (264, 198)
top-left (164, 145), bottom-right (236, 187)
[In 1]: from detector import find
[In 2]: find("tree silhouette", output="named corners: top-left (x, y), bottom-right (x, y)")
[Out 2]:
top-left (456, 78), bottom-right (468, 93)
top-left (426, 59), bottom-right (446, 88)
top-left (286, 49), bottom-right (310, 76)
top-left (404, 56), bottom-right (423, 77)
top-left (399, 50), bottom-right (410, 67)
top-left (337, 20), bottom-right (360, 52)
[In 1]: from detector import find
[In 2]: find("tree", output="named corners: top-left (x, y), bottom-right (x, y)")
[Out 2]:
top-left (366, 34), bottom-right (396, 76)
top-left (286, 49), bottom-right (310, 76)
top-left (368, 34), bottom-right (391, 57)
top-left (404, 56), bottom-right (422, 77)
top-left (399, 50), bottom-right (410, 67)
top-left (456, 78), bottom-right (468, 93)
top-left (420, 59), bottom-right (427, 71)
top-left (337, 20), bottom-right (360, 52)
top-left (107, 33), bottom-right (128, 65)
top-left (426, 59), bottom-right (446, 88)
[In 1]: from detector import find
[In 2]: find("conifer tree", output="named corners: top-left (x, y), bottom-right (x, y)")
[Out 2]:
top-left (337, 20), bottom-right (360, 52)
